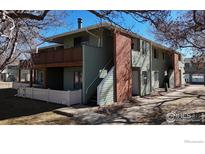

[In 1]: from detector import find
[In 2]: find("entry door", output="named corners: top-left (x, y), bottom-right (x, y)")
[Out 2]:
top-left (132, 69), bottom-right (140, 96)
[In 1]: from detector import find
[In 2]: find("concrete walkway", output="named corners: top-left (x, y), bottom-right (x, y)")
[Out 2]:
top-left (54, 85), bottom-right (205, 125)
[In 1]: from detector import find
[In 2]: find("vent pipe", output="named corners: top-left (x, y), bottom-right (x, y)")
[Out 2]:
top-left (78, 18), bottom-right (82, 29)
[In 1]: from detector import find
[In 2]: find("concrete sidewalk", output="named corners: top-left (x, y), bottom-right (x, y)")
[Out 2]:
top-left (54, 85), bottom-right (205, 125)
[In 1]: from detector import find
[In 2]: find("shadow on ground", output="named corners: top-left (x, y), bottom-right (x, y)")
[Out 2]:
top-left (0, 88), bottom-right (66, 120)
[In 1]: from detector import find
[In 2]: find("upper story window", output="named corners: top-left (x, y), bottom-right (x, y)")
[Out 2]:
top-left (131, 38), bottom-right (140, 52)
top-left (154, 48), bottom-right (158, 59)
top-left (131, 42), bottom-right (134, 50)
top-left (74, 36), bottom-right (89, 47)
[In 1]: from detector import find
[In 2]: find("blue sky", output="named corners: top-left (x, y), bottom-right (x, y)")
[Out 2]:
top-left (40, 10), bottom-right (191, 57)
top-left (42, 10), bottom-right (153, 39)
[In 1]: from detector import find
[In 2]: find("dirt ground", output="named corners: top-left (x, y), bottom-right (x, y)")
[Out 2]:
top-left (0, 85), bottom-right (205, 125)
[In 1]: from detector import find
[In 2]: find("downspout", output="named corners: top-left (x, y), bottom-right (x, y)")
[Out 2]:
top-left (36, 46), bottom-right (39, 53)
top-left (85, 28), bottom-right (101, 47)
top-left (35, 42), bottom-right (45, 53)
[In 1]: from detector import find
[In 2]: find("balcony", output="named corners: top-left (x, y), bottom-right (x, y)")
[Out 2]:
top-left (32, 47), bottom-right (82, 68)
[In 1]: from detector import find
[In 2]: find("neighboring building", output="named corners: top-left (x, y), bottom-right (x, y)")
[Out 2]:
top-left (184, 57), bottom-right (205, 84)
top-left (0, 60), bottom-right (30, 83)
top-left (0, 61), bottom-right (19, 82)
top-left (29, 21), bottom-right (185, 105)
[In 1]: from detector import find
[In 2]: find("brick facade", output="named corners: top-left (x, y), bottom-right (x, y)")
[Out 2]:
top-left (114, 32), bottom-right (132, 102)
top-left (173, 53), bottom-right (181, 87)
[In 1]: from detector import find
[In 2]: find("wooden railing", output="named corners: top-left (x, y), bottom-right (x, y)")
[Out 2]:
top-left (32, 47), bottom-right (82, 67)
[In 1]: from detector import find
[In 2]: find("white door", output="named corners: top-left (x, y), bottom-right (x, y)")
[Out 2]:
top-left (132, 70), bottom-right (140, 96)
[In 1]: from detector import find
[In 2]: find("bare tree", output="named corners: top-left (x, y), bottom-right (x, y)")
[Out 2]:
top-left (0, 10), bottom-right (66, 72)
top-left (89, 10), bottom-right (205, 54)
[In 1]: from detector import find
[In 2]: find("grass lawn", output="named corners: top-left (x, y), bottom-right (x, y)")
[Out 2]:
top-left (0, 88), bottom-right (66, 121)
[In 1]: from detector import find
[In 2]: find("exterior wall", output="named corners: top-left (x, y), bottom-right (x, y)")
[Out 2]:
top-left (82, 44), bottom-right (113, 103)
top-left (132, 39), bottom-right (151, 96)
top-left (115, 32), bottom-right (132, 102)
top-left (64, 37), bottom-right (74, 48)
top-left (97, 66), bottom-right (114, 106)
top-left (152, 48), bottom-right (166, 89)
top-left (63, 29), bottom-right (104, 49)
top-left (63, 67), bottom-right (82, 91)
top-left (173, 53), bottom-right (181, 87)
top-left (88, 29), bottom-right (103, 47)
top-left (169, 69), bottom-right (175, 88)
top-left (179, 59), bottom-right (186, 85)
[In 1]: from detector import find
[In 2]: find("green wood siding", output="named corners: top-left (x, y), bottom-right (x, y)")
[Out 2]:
top-left (132, 39), bottom-right (151, 96)
top-left (63, 67), bottom-right (82, 91)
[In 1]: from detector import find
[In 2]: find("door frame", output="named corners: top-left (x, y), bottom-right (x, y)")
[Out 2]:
top-left (132, 67), bottom-right (141, 96)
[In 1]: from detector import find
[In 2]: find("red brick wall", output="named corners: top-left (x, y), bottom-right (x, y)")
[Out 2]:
top-left (114, 32), bottom-right (132, 102)
top-left (173, 53), bottom-right (181, 87)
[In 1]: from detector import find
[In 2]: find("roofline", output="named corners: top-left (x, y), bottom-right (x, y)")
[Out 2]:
top-left (46, 22), bottom-right (112, 42)
top-left (38, 44), bottom-right (64, 50)
top-left (113, 27), bottom-right (181, 55)
top-left (45, 22), bottom-right (181, 55)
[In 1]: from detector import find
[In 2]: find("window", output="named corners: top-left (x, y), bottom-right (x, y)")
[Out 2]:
top-left (154, 48), bottom-right (158, 59)
top-left (131, 42), bottom-right (134, 50)
top-left (142, 71), bottom-right (148, 84)
top-left (74, 36), bottom-right (89, 47)
top-left (131, 38), bottom-right (140, 51)
top-left (136, 38), bottom-right (140, 51)
top-left (154, 72), bottom-right (159, 81)
top-left (74, 72), bottom-right (82, 89)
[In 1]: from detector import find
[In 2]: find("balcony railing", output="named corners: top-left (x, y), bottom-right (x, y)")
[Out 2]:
top-left (32, 47), bottom-right (82, 67)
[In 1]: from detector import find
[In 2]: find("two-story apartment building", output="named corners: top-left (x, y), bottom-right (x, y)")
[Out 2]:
top-left (29, 21), bottom-right (185, 106)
